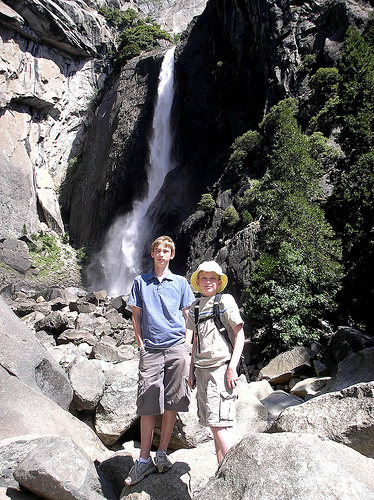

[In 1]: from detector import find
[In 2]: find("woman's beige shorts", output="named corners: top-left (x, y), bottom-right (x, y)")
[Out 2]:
top-left (195, 363), bottom-right (237, 427)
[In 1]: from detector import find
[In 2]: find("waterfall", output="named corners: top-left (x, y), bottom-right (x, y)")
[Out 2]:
top-left (98, 47), bottom-right (176, 296)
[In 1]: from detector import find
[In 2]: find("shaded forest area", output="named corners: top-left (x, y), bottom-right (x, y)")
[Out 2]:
top-left (213, 22), bottom-right (374, 353)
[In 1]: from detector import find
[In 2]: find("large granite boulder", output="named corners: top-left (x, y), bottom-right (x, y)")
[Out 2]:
top-left (0, 296), bottom-right (73, 409)
top-left (195, 433), bottom-right (374, 500)
top-left (13, 437), bottom-right (106, 500)
top-left (320, 347), bottom-right (374, 394)
top-left (0, 365), bottom-right (109, 462)
top-left (268, 381), bottom-right (374, 458)
top-left (0, 239), bottom-right (32, 274)
top-left (260, 346), bottom-right (316, 385)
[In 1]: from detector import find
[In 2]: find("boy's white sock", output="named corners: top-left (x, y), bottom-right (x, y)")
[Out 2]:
top-left (139, 457), bottom-right (151, 464)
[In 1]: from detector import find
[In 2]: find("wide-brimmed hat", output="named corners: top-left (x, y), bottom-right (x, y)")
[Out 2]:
top-left (190, 261), bottom-right (228, 293)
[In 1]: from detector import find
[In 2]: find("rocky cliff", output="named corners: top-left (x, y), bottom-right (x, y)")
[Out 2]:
top-left (0, 0), bottom-right (206, 244)
top-left (153, 0), bottom-right (372, 287)
top-left (1, 0), bottom-right (372, 296)
top-left (0, 0), bottom-right (116, 238)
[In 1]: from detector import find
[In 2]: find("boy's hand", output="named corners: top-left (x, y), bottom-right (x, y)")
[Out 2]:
top-left (226, 365), bottom-right (238, 389)
top-left (188, 374), bottom-right (196, 389)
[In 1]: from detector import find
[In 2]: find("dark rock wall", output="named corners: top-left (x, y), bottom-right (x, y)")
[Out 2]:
top-left (60, 50), bottom-right (165, 249)
top-left (62, 0), bottom-right (370, 284)
top-left (167, 0), bottom-right (370, 277)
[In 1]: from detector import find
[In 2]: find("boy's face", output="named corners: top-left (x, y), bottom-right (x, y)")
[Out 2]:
top-left (151, 244), bottom-right (174, 267)
top-left (197, 271), bottom-right (222, 297)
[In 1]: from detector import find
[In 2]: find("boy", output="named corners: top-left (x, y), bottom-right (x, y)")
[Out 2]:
top-left (187, 261), bottom-right (245, 463)
top-left (126, 236), bottom-right (194, 485)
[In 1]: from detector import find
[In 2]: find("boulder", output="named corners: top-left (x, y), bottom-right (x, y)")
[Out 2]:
top-left (320, 347), bottom-right (374, 394)
top-left (20, 310), bottom-right (46, 329)
top-left (268, 381), bottom-right (374, 458)
top-left (229, 376), bottom-right (269, 439)
top-left (69, 300), bottom-right (98, 314)
top-left (0, 239), bottom-right (32, 273)
top-left (290, 376), bottom-right (331, 399)
top-left (195, 433), bottom-right (374, 500)
top-left (246, 379), bottom-right (274, 401)
top-left (328, 326), bottom-right (374, 363)
top-left (94, 360), bottom-right (139, 446)
top-left (10, 299), bottom-right (38, 317)
top-left (155, 391), bottom-right (212, 451)
top-left (260, 390), bottom-right (304, 423)
top-left (13, 437), bottom-right (105, 500)
top-left (35, 310), bottom-right (69, 334)
top-left (57, 328), bottom-right (97, 346)
top-left (91, 341), bottom-right (128, 363)
top-left (120, 443), bottom-right (217, 500)
top-left (76, 313), bottom-right (110, 334)
top-left (69, 357), bottom-right (105, 412)
top-left (42, 286), bottom-right (65, 302)
top-left (0, 365), bottom-right (109, 462)
top-left (104, 308), bottom-right (126, 327)
top-left (0, 297), bottom-right (72, 409)
top-left (0, 435), bottom-right (49, 490)
top-left (108, 295), bottom-right (127, 315)
top-left (260, 346), bottom-right (316, 384)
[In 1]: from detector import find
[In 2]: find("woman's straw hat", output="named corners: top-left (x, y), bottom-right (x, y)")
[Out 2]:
top-left (190, 261), bottom-right (228, 293)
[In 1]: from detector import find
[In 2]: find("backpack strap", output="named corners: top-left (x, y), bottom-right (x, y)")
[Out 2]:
top-left (194, 299), bottom-right (201, 353)
top-left (212, 293), bottom-right (233, 353)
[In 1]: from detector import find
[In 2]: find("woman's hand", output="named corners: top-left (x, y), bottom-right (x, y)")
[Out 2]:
top-left (226, 364), bottom-right (238, 389)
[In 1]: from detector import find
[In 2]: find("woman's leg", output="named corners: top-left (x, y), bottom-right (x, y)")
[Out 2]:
top-left (210, 426), bottom-right (233, 463)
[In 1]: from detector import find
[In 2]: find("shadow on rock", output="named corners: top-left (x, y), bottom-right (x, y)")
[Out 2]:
top-left (120, 461), bottom-right (191, 500)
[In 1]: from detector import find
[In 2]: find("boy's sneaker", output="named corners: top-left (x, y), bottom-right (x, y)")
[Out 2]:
top-left (124, 459), bottom-right (157, 486)
top-left (155, 450), bottom-right (173, 473)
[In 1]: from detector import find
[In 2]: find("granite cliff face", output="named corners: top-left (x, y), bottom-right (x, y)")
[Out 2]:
top-left (0, 0), bottom-right (116, 238)
top-left (1, 0), bottom-right (372, 294)
top-left (0, 0), bottom-right (206, 243)
top-left (152, 0), bottom-right (372, 286)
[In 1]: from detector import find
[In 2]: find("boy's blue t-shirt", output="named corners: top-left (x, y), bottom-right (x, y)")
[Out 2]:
top-left (128, 270), bottom-right (195, 349)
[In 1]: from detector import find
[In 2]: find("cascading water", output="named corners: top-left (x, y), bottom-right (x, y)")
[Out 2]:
top-left (98, 47), bottom-right (176, 296)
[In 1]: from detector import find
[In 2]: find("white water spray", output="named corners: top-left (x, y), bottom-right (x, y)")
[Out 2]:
top-left (98, 47), bottom-right (176, 295)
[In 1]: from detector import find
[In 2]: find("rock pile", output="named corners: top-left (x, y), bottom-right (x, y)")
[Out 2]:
top-left (1, 285), bottom-right (374, 499)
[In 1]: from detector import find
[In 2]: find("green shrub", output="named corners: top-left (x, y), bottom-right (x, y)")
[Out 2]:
top-left (222, 205), bottom-right (239, 227)
top-left (229, 130), bottom-right (261, 170)
top-left (197, 193), bottom-right (215, 214)
top-left (242, 210), bottom-right (253, 225)
top-left (99, 7), bottom-right (138, 29)
top-left (244, 242), bottom-right (339, 353)
top-left (99, 7), bottom-right (173, 68)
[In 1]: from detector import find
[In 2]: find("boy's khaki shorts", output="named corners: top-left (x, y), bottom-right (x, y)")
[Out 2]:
top-left (195, 363), bottom-right (237, 427)
top-left (137, 341), bottom-right (191, 415)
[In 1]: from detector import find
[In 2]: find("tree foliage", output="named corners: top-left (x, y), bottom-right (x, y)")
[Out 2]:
top-left (237, 100), bottom-right (343, 351)
top-left (99, 7), bottom-right (173, 68)
top-left (245, 243), bottom-right (332, 353)
top-left (197, 193), bottom-right (215, 214)
top-left (238, 22), bottom-right (374, 344)
top-left (324, 23), bottom-right (374, 329)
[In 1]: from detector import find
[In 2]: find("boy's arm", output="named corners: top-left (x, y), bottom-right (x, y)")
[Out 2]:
top-left (188, 332), bottom-right (197, 388)
top-left (183, 306), bottom-right (192, 343)
top-left (185, 327), bottom-right (194, 345)
top-left (131, 306), bottom-right (144, 348)
top-left (226, 323), bottom-right (245, 388)
top-left (182, 305), bottom-right (190, 322)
